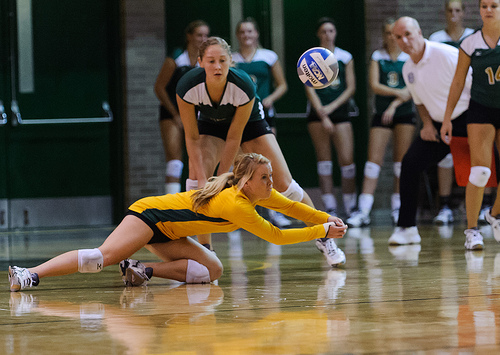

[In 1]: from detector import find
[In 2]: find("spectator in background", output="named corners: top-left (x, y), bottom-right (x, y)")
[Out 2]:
top-left (347, 18), bottom-right (415, 228)
top-left (305, 17), bottom-right (358, 218)
top-left (154, 20), bottom-right (210, 194)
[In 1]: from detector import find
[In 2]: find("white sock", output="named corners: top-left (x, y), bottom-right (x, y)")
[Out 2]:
top-left (321, 193), bottom-right (337, 211)
top-left (358, 193), bottom-right (374, 214)
top-left (391, 193), bottom-right (401, 211)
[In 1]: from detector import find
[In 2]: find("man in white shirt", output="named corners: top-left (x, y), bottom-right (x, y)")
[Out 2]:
top-left (388, 16), bottom-right (475, 247)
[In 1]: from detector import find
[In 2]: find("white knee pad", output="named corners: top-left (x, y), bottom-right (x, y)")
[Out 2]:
top-left (393, 162), bottom-right (402, 178)
top-left (469, 166), bottom-right (491, 187)
top-left (364, 162), bottom-right (381, 179)
top-left (78, 248), bottom-right (103, 273)
top-left (186, 259), bottom-right (211, 284)
top-left (341, 164), bottom-right (356, 179)
top-left (437, 153), bottom-right (454, 169)
top-left (282, 179), bottom-right (304, 202)
top-left (317, 161), bottom-right (333, 176)
top-left (186, 178), bottom-right (198, 191)
top-left (166, 159), bottom-right (183, 178)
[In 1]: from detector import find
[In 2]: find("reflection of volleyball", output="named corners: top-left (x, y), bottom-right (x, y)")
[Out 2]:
top-left (297, 47), bottom-right (339, 89)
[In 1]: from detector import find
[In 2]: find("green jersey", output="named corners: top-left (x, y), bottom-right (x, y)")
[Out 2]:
top-left (177, 67), bottom-right (264, 124)
top-left (371, 49), bottom-right (413, 116)
top-left (461, 30), bottom-right (500, 109)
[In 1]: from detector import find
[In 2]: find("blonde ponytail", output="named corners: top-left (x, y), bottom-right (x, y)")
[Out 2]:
top-left (191, 172), bottom-right (235, 211)
top-left (191, 153), bottom-right (271, 211)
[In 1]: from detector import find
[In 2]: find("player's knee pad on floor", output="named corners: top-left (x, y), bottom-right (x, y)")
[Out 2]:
top-left (393, 162), bottom-right (402, 178)
top-left (78, 248), bottom-right (103, 273)
top-left (469, 166), bottom-right (491, 187)
top-left (437, 153), bottom-right (454, 169)
top-left (186, 259), bottom-right (211, 284)
top-left (317, 161), bottom-right (333, 176)
top-left (364, 162), bottom-right (380, 179)
top-left (282, 179), bottom-right (304, 202)
top-left (186, 178), bottom-right (198, 191)
top-left (166, 160), bottom-right (183, 178)
top-left (341, 164), bottom-right (356, 179)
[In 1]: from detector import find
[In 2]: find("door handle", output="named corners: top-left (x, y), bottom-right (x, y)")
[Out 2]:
top-left (11, 101), bottom-right (113, 125)
top-left (0, 101), bottom-right (7, 125)
top-left (11, 100), bottom-right (21, 126)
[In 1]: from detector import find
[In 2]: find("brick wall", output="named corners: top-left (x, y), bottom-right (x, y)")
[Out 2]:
top-left (123, 0), bottom-right (166, 206)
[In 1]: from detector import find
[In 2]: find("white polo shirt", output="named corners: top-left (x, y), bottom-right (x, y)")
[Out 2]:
top-left (402, 40), bottom-right (472, 122)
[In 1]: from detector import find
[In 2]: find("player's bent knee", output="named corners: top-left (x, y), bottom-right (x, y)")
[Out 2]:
top-left (78, 248), bottom-right (104, 273)
top-left (186, 259), bottom-right (212, 284)
top-left (341, 163), bottom-right (356, 179)
top-left (364, 162), bottom-right (381, 179)
top-left (317, 161), bottom-right (333, 176)
top-left (166, 159), bottom-right (183, 178)
top-left (282, 179), bottom-right (304, 202)
top-left (469, 166), bottom-right (491, 187)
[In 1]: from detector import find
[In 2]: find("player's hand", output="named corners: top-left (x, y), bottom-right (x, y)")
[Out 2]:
top-left (440, 120), bottom-right (453, 145)
top-left (420, 124), bottom-right (439, 142)
top-left (321, 117), bottom-right (335, 134)
top-left (323, 221), bottom-right (347, 238)
top-left (381, 106), bottom-right (396, 126)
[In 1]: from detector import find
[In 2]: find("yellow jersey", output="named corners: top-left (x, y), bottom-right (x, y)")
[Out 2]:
top-left (129, 186), bottom-right (330, 244)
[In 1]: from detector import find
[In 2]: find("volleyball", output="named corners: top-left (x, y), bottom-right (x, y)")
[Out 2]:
top-left (297, 47), bottom-right (339, 89)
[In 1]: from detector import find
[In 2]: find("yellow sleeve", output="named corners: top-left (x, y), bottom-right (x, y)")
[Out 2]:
top-left (221, 195), bottom-right (327, 245)
top-left (257, 189), bottom-right (330, 225)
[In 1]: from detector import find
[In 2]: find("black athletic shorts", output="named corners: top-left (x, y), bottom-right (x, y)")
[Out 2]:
top-left (126, 210), bottom-right (174, 244)
top-left (371, 113), bottom-right (416, 129)
top-left (198, 119), bottom-right (274, 142)
top-left (467, 99), bottom-right (500, 129)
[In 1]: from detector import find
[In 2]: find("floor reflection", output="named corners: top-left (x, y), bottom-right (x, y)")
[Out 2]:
top-left (2, 224), bottom-right (500, 353)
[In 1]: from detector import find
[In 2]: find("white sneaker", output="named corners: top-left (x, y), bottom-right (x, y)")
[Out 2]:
top-left (9, 266), bottom-right (38, 292)
top-left (433, 207), bottom-right (454, 225)
top-left (119, 259), bottom-right (151, 286)
top-left (391, 209), bottom-right (399, 225)
top-left (485, 209), bottom-right (500, 243)
top-left (316, 238), bottom-right (346, 267)
top-left (346, 210), bottom-right (370, 227)
top-left (388, 226), bottom-right (421, 245)
top-left (464, 229), bottom-right (484, 250)
top-left (268, 210), bottom-right (292, 228)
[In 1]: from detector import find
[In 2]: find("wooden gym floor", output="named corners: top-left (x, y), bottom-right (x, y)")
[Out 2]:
top-left (1, 222), bottom-right (500, 354)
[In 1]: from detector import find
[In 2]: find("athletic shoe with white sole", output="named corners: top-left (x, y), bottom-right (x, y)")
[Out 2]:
top-left (464, 229), bottom-right (484, 250)
top-left (119, 259), bottom-right (153, 287)
top-left (388, 226), bottom-right (421, 245)
top-left (315, 238), bottom-right (346, 267)
top-left (433, 207), bottom-right (454, 225)
top-left (485, 209), bottom-right (500, 243)
top-left (8, 266), bottom-right (39, 292)
top-left (346, 210), bottom-right (370, 228)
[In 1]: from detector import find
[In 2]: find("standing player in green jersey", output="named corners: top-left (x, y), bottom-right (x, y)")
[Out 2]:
top-left (441, 0), bottom-right (500, 248)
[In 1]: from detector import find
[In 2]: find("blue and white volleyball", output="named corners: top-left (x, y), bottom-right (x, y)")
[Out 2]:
top-left (297, 47), bottom-right (339, 89)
